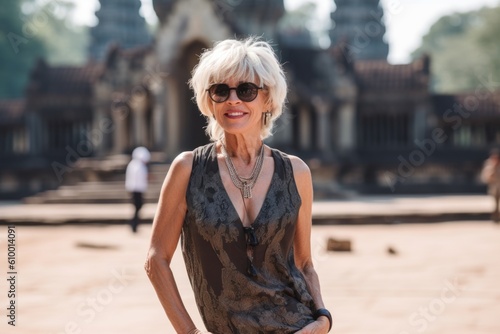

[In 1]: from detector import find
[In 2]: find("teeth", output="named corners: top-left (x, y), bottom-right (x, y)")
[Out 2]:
top-left (227, 112), bottom-right (244, 116)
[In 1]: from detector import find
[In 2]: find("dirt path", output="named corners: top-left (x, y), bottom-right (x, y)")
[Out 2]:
top-left (0, 222), bottom-right (499, 333)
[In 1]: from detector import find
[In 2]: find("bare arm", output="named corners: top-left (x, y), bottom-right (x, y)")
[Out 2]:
top-left (144, 152), bottom-right (209, 334)
top-left (291, 157), bottom-right (331, 333)
top-left (481, 160), bottom-right (493, 184)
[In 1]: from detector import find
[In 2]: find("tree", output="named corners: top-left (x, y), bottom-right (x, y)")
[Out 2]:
top-left (412, 6), bottom-right (500, 93)
top-left (279, 2), bottom-right (330, 48)
top-left (27, 0), bottom-right (88, 65)
top-left (476, 5), bottom-right (500, 86)
top-left (0, 0), bottom-right (45, 98)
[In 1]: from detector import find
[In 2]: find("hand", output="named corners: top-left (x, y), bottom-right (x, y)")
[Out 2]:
top-left (295, 317), bottom-right (330, 334)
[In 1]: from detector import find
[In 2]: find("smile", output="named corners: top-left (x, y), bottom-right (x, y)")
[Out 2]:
top-left (225, 111), bottom-right (247, 118)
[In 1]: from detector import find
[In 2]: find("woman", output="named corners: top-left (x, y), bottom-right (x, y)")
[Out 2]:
top-left (145, 38), bottom-right (332, 334)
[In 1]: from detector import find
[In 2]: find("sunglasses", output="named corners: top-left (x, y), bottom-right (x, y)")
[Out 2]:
top-left (207, 82), bottom-right (264, 103)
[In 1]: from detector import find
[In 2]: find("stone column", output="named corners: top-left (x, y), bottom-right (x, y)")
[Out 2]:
top-left (164, 76), bottom-right (181, 158)
top-left (111, 101), bottom-right (129, 154)
top-left (312, 97), bottom-right (332, 157)
top-left (413, 102), bottom-right (429, 144)
top-left (90, 106), bottom-right (106, 156)
top-left (338, 102), bottom-right (357, 151)
top-left (129, 88), bottom-right (149, 148)
top-left (151, 81), bottom-right (166, 151)
top-left (26, 113), bottom-right (41, 155)
top-left (299, 105), bottom-right (311, 150)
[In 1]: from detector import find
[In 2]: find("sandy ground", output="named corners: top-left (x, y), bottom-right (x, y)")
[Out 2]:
top-left (0, 221), bottom-right (499, 334)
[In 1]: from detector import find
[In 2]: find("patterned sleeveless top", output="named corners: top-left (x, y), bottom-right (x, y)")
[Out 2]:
top-left (182, 143), bottom-right (316, 334)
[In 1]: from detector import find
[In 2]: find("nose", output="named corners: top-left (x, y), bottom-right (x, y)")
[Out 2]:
top-left (226, 89), bottom-right (241, 104)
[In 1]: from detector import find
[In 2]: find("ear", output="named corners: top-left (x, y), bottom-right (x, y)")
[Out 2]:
top-left (264, 98), bottom-right (273, 112)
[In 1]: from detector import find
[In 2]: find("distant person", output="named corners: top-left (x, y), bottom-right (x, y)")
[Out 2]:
top-left (125, 146), bottom-right (151, 233)
top-left (481, 149), bottom-right (500, 223)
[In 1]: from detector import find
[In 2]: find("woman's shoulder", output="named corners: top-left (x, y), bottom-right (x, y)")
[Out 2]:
top-left (270, 147), bottom-right (311, 178)
top-left (168, 151), bottom-right (195, 180)
top-left (173, 150), bottom-right (194, 165)
top-left (169, 143), bottom-right (216, 175)
top-left (288, 155), bottom-right (311, 183)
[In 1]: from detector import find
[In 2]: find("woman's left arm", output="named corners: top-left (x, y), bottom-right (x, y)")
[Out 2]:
top-left (290, 156), bottom-right (331, 334)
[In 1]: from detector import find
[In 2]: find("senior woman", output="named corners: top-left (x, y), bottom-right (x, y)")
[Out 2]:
top-left (145, 38), bottom-right (332, 334)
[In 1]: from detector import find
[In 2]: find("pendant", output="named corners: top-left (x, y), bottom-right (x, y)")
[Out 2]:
top-left (242, 182), bottom-right (252, 198)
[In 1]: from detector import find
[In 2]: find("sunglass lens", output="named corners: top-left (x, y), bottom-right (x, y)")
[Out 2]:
top-left (210, 84), bottom-right (229, 102)
top-left (237, 83), bottom-right (258, 102)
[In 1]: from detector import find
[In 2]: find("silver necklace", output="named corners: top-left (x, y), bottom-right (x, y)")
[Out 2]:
top-left (221, 142), bottom-right (265, 199)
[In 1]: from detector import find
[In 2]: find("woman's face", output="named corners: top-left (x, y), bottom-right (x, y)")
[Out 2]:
top-left (210, 78), bottom-right (269, 138)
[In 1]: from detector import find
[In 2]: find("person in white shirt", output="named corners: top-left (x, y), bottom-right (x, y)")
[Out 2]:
top-left (126, 146), bottom-right (150, 232)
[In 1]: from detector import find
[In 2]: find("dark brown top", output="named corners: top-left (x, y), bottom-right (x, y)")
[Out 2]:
top-left (182, 143), bottom-right (315, 334)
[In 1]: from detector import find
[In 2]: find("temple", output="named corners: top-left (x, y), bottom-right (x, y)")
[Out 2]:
top-left (89, 0), bottom-right (152, 61)
top-left (330, 0), bottom-right (389, 60)
top-left (0, 0), bottom-right (499, 200)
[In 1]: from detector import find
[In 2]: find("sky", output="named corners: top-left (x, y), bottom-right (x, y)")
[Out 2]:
top-left (68, 0), bottom-right (500, 64)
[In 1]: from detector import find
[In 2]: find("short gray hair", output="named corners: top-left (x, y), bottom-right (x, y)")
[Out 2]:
top-left (189, 37), bottom-right (287, 141)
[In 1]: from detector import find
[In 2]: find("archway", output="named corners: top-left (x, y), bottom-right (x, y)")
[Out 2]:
top-left (177, 41), bottom-right (210, 151)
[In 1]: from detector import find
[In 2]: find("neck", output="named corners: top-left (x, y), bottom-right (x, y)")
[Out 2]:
top-left (222, 133), bottom-right (263, 165)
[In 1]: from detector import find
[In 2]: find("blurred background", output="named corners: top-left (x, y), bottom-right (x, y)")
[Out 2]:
top-left (1, 1), bottom-right (500, 333)
top-left (1, 0), bottom-right (500, 202)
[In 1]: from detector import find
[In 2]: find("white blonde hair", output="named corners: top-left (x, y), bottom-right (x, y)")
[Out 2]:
top-left (189, 37), bottom-right (287, 141)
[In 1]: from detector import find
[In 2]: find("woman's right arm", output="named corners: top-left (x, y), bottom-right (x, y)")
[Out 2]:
top-left (144, 152), bottom-right (209, 334)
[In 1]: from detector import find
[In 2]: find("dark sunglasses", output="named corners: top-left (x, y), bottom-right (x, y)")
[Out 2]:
top-left (207, 82), bottom-right (264, 103)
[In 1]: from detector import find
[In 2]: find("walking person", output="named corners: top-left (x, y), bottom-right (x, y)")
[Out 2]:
top-left (481, 148), bottom-right (500, 223)
top-left (125, 146), bottom-right (150, 233)
top-left (145, 38), bottom-right (332, 333)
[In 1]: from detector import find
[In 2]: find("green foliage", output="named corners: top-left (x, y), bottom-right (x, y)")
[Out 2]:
top-left (0, 0), bottom-right (46, 98)
top-left (412, 6), bottom-right (500, 93)
top-left (0, 0), bottom-right (89, 99)
top-left (26, 0), bottom-right (88, 66)
top-left (476, 6), bottom-right (500, 86)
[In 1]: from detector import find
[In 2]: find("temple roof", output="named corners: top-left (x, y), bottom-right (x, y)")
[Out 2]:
top-left (101, 43), bottom-right (153, 73)
top-left (354, 57), bottom-right (430, 91)
top-left (27, 60), bottom-right (102, 96)
top-left (153, 0), bottom-right (285, 37)
top-left (280, 46), bottom-right (335, 101)
top-left (433, 93), bottom-right (500, 118)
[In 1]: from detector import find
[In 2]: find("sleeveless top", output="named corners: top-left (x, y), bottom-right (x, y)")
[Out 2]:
top-left (182, 143), bottom-right (316, 334)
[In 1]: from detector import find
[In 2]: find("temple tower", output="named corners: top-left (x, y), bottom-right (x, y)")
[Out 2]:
top-left (89, 0), bottom-right (152, 61)
top-left (330, 0), bottom-right (389, 61)
top-left (219, 0), bottom-right (285, 39)
top-left (154, 0), bottom-right (285, 39)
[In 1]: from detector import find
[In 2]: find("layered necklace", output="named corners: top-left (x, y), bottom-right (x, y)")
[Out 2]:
top-left (220, 141), bottom-right (265, 199)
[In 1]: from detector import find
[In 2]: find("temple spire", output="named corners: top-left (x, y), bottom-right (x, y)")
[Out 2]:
top-left (330, 0), bottom-right (389, 61)
top-left (89, 0), bottom-right (152, 61)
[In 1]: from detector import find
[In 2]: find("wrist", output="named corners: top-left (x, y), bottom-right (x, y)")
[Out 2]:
top-left (313, 308), bottom-right (332, 332)
top-left (316, 315), bottom-right (329, 329)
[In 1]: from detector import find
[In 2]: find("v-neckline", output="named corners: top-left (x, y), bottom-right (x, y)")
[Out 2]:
top-left (212, 143), bottom-right (276, 228)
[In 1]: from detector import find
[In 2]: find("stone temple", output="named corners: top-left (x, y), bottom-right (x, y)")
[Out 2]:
top-left (0, 0), bottom-right (499, 201)
top-left (330, 0), bottom-right (389, 60)
top-left (89, 0), bottom-right (152, 61)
